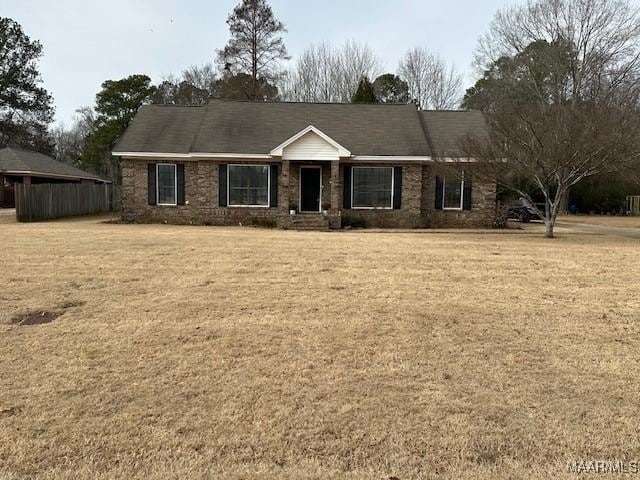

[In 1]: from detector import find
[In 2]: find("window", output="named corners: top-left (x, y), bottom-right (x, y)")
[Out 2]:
top-left (228, 165), bottom-right (270, 207)
top-left (443, 173), bottom-right (464, 210)
top-left (352, 167), bottom-right (393, 209)
top-left (157, 164), bottom-right (177, 205)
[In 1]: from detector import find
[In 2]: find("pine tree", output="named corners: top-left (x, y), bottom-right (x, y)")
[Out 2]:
top-left (217, 0), bottom-right (289, 100)
top-left (351, 77), bottom-right (377, 103)
top-left (0, 17), bottom-right (54, 153)
top-left (372, 74), bottom-right (409, 103)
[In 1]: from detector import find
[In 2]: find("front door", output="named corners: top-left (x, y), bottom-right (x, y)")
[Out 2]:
top-left (300, 167), bottom-right (321, 212)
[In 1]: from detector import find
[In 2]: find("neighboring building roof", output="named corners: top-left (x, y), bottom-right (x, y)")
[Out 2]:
top-left (0, 147), bottom-right (107, 182)
top-left (420, 110), bottom-right (489, 157)
top-left (113, 100), bottom-right (489, 158)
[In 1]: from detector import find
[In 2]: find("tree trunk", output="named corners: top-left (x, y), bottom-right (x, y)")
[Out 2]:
top-left (545, 201), bottom-right (559, 238)
top-left (559, 189), bottom-right (569, 214)
top-left (544, 218), bottom-right (555, 238)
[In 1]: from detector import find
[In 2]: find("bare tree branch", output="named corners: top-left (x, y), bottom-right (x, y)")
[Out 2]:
top-left (398, 47), bottom-right (463, 109)
top-left (281, 41), bottom-right (382, 102)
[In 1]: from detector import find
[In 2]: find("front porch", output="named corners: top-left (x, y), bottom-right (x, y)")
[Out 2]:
top-left (280, 159), bottom-right (342, 229)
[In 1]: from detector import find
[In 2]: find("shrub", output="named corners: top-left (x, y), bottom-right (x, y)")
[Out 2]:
top-left (341, 214), bottom-right (368, 229)
top-left (250, 217), bottom-right (278, 229)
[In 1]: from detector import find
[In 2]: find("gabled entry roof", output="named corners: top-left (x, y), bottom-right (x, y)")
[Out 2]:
top-left (113, 99), bottom-right (490, 158)
top-left (270, 126), bottom-right (351, 158)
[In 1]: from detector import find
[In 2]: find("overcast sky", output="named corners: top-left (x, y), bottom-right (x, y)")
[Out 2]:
top-left (4, 0), bottom-right (531, 125)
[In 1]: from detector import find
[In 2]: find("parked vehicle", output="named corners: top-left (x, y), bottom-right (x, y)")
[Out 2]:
top-left (506, 198), bottom-right (545, 223)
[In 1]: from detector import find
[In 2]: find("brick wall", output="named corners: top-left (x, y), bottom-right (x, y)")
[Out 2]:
top-left (121, 158), bottom-right (496, 228)
top-left (122, 159), bottom-right (287, 226)
top-left (423, 164), bottom-right (497, 228)
top-left (341, 163), bottom-right (424, 229)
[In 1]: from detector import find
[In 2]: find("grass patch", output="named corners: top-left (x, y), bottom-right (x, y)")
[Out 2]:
top-left (560, 214), bottom-right (640, 228)
top-left (0, 219), bottom-right (639, 479)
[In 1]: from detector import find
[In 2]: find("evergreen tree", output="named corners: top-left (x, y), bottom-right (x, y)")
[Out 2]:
top-left (217, 0), bottom-right (289, 100)
top-left (372, 74), bottom-right (409, 103)
top-left (351, 77), bottom-right (377, 103)
top-left (0, 18), bottom-right (54, 153)
top-left (215, 73), bottom-right (278, 101)
top-left (82, 75), bottom-right (156, 182)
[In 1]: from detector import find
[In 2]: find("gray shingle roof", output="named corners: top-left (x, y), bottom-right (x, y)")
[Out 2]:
top-left (0, 147), bottom-right (106, 181)
top-left (420, 110), bottom-right (489, 157)
top-left (113, 100), bottom-right (489, 158)
top-left (113, 106), bottom-right (206, 155)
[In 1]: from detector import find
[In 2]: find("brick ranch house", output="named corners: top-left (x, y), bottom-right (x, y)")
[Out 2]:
top-left (113, 100), bottom-right (496, 229)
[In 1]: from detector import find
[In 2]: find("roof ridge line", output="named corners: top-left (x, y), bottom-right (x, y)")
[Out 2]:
top-left (208, 98), bottom-right (418, 107)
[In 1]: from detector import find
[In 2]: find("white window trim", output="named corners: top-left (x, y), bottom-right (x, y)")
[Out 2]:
top-left (351, 166), bottom-right (394, 210)
top-left (227, 164), bottom-right (271, 208)
top-left (156, 163), bottom-right (177, 206)
top-left (442, 172), bottom-right (465, 211)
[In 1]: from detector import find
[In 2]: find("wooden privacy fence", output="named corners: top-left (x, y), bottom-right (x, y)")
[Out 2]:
top-left (628, 196), bottom-right (640, 215)
top-left (15, 183), bottom-right (118, 222)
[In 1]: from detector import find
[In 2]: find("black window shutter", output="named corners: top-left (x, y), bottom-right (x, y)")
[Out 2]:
top-left (463, 176), bottom-right (473, 210)
top-left (176, 164), bottom-right (185, 205)
top-left (219, 164), bottom-right (227, 207)
top-left (435, 176), bottom-right (444, 210)
top-left (393, 167), bottom-right (402, 209)
top-left (147, 163), bottom-right (157, 205)
top-left (343, 165), bottom-right (352, 209)
top-left (270, 164), bottom-right (278, 208)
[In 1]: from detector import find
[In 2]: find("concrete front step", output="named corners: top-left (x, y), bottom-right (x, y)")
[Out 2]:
top-left (294, 225), bottom-right (330, 231)
top-left (291, 215), bottom-right (330, 231)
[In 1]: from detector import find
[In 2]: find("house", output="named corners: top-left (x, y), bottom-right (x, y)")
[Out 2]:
top-left (113, 100), bottom-right (496, 229)
top-left (0, 147), bottom-right (108, 209)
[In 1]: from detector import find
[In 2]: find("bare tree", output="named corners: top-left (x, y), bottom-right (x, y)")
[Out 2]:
top-left (152, 74), bottom-right (181, 105)
top-left (461, 101), bottom-right (640, 237)
top-left (284, 42), bottom-right (340, 102)
top-left (474, 0), bottom-right (640, 102)
top-left (335, 41), bottom-right (383, 102)
top-left (629, 158), bottom-right (640, 186)
top-left (461, 0), bottom-right (640, 238)
top-left (50, 106), bottom-right (96, 169)
top-left (50, 123), bottom-right (77, 164)
top-left (217, 0), bottom-right (289, 100)
top-left (398, 47), bottom-right (463, 109)
top-left (282, 41), bottom-right (382, 102)
top-left (182, 63), bottom-right (217, 93)
top-left (152, 64), bottom-right (218, 105)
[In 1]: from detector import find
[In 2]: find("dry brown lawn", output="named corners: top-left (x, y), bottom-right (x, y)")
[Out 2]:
top-left (559, 214), bottom-right (640, 229)
top-left (1, 216), bottom-right (639, 479)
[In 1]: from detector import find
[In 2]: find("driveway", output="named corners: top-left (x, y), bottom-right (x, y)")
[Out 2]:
top-left (557, 221), bottom-right (640, 239)
top-left (0, 208), bottom-right (16, 224)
